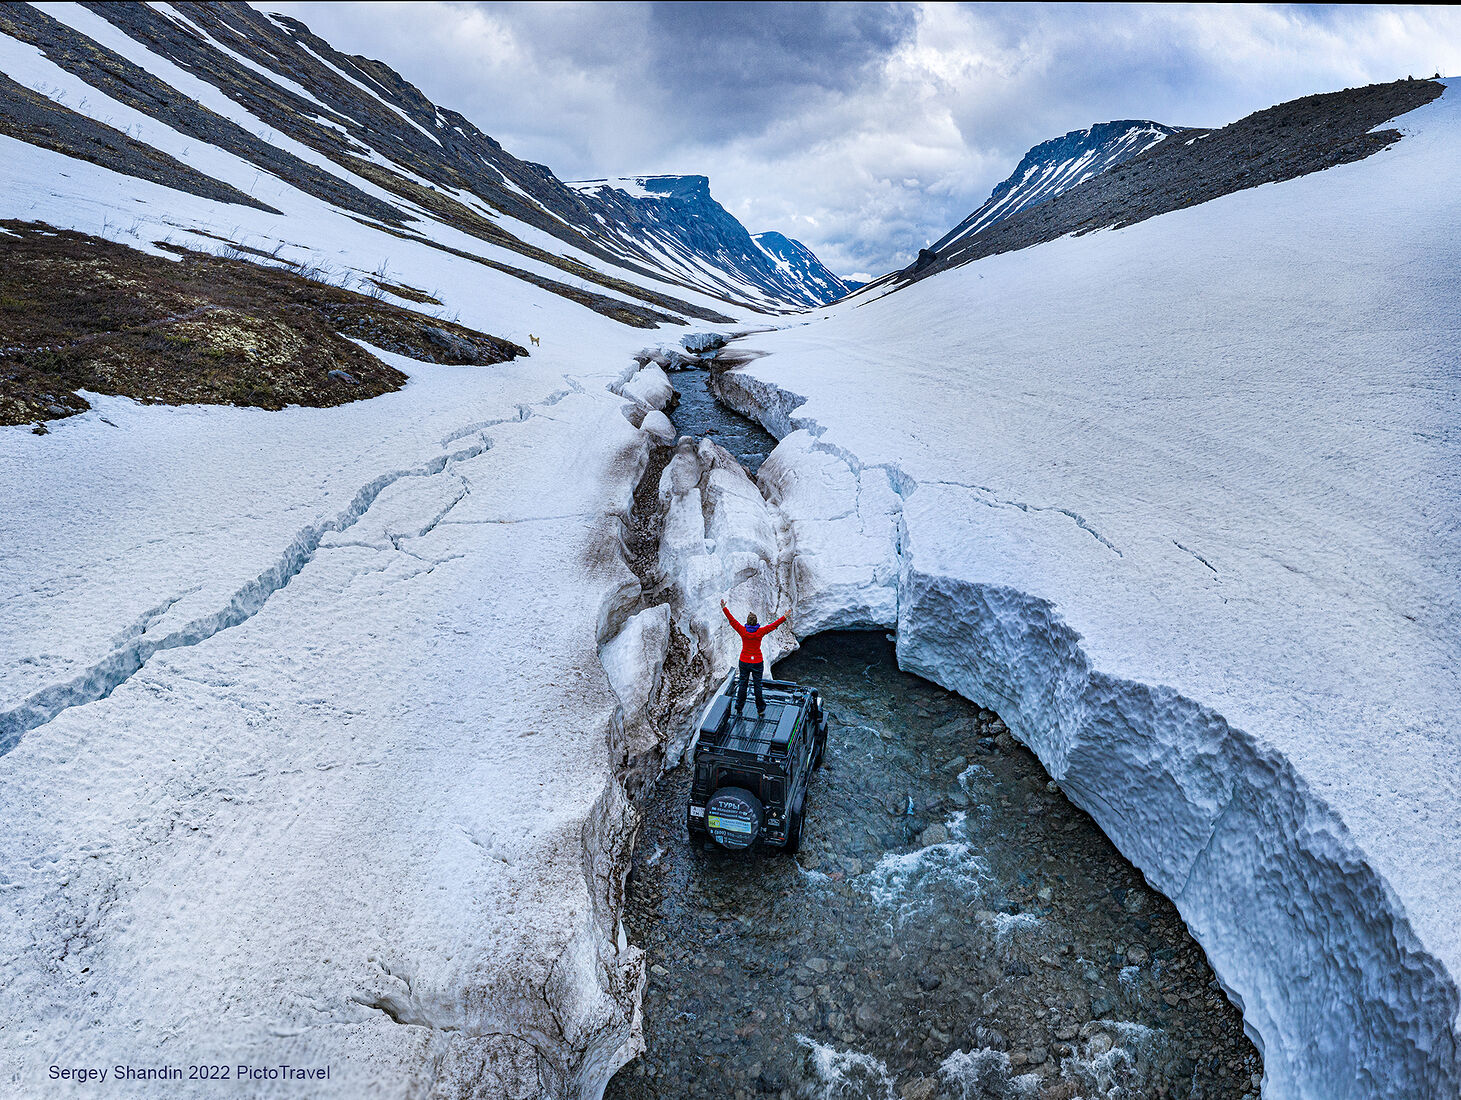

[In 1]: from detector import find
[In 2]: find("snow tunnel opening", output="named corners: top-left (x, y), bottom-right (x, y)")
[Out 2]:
top-left (613, 328), bottom-right (1461, 1096)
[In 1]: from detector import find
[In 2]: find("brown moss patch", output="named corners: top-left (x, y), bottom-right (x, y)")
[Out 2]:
top-left (0, 222), bottom-right (525, 427)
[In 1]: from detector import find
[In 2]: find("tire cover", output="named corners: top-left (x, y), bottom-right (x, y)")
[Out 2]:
top-left (706, 787), bottom-right (763, 850)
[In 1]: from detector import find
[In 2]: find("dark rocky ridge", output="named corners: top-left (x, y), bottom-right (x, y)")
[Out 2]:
top-left (753, 230), bottom-right (853, 304)
top-left (570, 176), bottom-right (850, 307)
top-left (0, 70), bottom-right (274, 212)
top-left (87, 2), bottom-right (741, 321)
top-left (0, 3), bottom-right (402, 226)
top-left (896, 79), bottom-right (1444, 288)
top-left (931, 120), bottom-right (1185, 251)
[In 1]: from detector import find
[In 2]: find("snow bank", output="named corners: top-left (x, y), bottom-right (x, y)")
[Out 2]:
top-left (633, 343), bottom-right (707, 372)
top-left (0, 336), bottom-right (670, 1098)
top-left (601, 602), bottom-right (672, 739)
top-left (681, 332), bottom-right (727, 354)
top-left (757, 429), bottom-right (901, 634)
top-left (639, 409), bottom-right (676, 444)
top-left (618, 364), bottom-right (675, 410)
top-left (712, 85), bottom-right (1461, 1100)
top-left (656, 438), bottom-right (793, 684)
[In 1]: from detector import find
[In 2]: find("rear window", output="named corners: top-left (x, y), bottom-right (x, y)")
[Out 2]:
top-left (716, 768), bottom-right (761, 793)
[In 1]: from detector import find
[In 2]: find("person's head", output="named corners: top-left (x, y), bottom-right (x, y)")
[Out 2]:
top-left (746, 611), bottom-right (759, 628)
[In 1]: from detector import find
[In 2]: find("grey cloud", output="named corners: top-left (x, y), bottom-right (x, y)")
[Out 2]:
top-left (266, 2), bottom-right (1461, 276)
top-left (638, 3), bottom-right (917, 141)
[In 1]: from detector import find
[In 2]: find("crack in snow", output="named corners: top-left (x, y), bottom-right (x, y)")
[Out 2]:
top-left (0, 393), bottom-right (572, 757)
top-left (106, 584), bottom-right (203, 650)
top-left (1173, 539), bottom-right (1219, 575)
top-left (439, 512), bottom-right (596, 526)
top-left (923, 479), bottom-right (1123, 556)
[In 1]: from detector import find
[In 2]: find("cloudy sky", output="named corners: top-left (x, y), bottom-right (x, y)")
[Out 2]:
top-left (267, 2), bottom-right (1461, 278)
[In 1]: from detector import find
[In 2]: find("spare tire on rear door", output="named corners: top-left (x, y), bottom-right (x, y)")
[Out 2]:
top-left (706, 787), bottom-right (763, 850)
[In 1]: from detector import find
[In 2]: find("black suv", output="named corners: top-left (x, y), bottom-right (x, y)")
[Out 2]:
top-left (687, 673), bottom-right (828, 853)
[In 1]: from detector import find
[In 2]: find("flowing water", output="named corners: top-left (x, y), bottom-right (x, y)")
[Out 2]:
top-left (605, 366), bottom-right (1262, 1100)
top-left (667, 363), bottom-right (776, 476)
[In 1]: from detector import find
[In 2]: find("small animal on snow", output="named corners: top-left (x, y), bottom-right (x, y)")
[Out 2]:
top-left (529, 333), bottom-right (540, 347)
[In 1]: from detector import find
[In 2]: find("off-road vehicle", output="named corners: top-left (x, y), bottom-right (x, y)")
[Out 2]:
top-left (686, 672), bottom-right (828, 853)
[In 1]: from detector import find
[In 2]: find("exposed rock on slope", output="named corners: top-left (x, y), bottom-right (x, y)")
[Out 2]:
top-left (0, 69), bottom-right (273, 212)
top-left (931, 120), bottom-right (1182, 251)
top-left (886, 78), bottom-right (1444, 288)
top-left (0, 222), bottom-right (525, 426)
top-left (752, 231), bottom-right (853, 305)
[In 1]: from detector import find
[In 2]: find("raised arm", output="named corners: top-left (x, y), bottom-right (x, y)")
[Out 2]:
top-left (764, 614), bottom-right (788, 633)
top-left (721, 602), bottom-right (747, 637)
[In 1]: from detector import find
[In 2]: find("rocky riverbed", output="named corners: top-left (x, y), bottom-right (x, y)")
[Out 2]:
top-left (606, 630), bottom-right (1262, 1100)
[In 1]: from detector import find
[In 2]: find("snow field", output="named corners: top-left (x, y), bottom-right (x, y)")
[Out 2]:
top-left (1, 340), bottom-right (698, 1098)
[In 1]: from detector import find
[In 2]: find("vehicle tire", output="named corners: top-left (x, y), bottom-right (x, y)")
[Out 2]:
top-left (783, 803), bottom-right (804, 854)
top-left (813, 718), bottom-right (828, 768)
top-left (706, 787), bottom-right (763, 850)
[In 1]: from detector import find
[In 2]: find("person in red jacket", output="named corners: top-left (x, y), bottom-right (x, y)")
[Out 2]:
top-left (721, 599), bottom-right (788, 717)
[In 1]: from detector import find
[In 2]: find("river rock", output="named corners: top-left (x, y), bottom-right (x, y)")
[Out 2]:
top-left (919, 824), bottom-right (950, 847)
top-left (1041, 1082), bottom-right (1081, 1100)
top-left (899, 1079), bottom-right (936, 1100)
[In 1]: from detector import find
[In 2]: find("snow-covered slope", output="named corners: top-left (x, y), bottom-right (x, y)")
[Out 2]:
top-left (714, 81), bottom-right (1461, 1100)
top-left (0, 1), bottom-right (828, 320)
top-left (0, 335), bottom-right (673, 1098)
top-left (752, 231), bottom-right (853, 304)
top-left (567, 175), bottom-right (848, 308)
top-left (933, 120), bottom-right (1181, 249)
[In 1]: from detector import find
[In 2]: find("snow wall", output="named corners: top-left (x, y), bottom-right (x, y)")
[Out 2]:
top-left (712, 375), bottom-right (1459, 1100)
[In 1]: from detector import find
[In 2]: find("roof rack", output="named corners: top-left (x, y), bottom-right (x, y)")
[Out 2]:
top-left (700, 692), bottom-right (803, 756)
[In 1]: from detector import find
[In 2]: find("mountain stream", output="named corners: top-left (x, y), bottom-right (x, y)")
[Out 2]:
top-left (605, 363), bottom-right (1262, 1100)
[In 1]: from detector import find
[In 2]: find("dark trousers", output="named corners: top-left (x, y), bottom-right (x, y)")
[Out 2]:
top-left (735, 660), bottom-right (765, 714)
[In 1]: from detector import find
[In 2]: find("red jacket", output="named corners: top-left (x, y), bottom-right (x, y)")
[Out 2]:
top-left (723, 606), bottom-right (786, 664)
